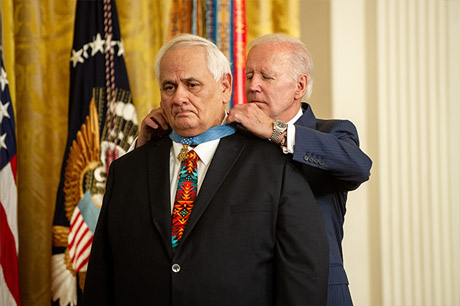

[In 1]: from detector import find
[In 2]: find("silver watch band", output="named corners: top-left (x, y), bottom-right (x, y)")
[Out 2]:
top-left (270, 120), bottom-right (287, 142)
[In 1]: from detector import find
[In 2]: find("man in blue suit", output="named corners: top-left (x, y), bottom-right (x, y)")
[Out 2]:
top-left (137, 34), bottom-right (372, 305)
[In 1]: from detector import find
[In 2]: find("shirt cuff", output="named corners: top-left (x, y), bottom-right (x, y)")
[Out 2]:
top-left (281, 124), bottom-right (295, 154)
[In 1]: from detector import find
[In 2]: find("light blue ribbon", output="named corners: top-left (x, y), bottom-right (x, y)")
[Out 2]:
top-left (78, 190), bottom-right (100, 234)
top-left (169, 123), bottom-right (236, 145)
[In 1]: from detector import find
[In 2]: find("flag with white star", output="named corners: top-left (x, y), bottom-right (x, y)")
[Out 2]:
top-left (51, 1), bottom-right (138, 305)
top-left (0, 54), bottom-right (20, 306)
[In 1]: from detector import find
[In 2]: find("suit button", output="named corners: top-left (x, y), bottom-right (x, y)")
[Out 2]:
top-left (172, 264), bottom-right (181, 273)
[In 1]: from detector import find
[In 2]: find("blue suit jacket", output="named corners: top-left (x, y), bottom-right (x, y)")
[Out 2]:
top-left (292, 103), bottom-right (372, 305)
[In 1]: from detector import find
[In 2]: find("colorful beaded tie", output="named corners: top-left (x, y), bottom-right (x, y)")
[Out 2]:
top-left (171, 149), bottom-right (199, 251)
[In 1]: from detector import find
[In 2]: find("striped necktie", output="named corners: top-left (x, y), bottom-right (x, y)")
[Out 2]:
top-left (171, 149), bottom-right (199, 252)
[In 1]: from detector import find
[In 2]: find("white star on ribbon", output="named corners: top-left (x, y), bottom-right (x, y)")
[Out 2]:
top-left (117, 41), bottom-right (124, 57)
top-left (0, 67), bottom-right (8, 91)
top-left (105, 34), bottom-right (115, 54)
top-left (71, 49), bottom-right (84, 68)
top-left (91, 33), bottom-right (105, 56)
top-left (82, 44), bottom-right (90, 59)
top-left (0, 133), bottom-right (7, 150)
top-left (69, 33), bottom-right (124, 67)
top-left (0, 101), bottom-right (10, 124)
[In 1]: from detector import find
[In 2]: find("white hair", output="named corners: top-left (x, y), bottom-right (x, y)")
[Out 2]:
top-left (154, 33), bottom-right (232, 83)
top-left (248, 33), bottom-right (314, 100)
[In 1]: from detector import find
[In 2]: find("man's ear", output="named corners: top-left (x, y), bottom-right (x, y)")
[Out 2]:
top-left (294, 74), bottom-right (308, 100)
top-left (221, 73), bottom-right (233, 104)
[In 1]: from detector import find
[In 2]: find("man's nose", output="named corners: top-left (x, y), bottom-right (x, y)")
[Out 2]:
top-left (173, 85), bottom-right (188, 104)
top-left (247, 76), bottom-right (261, 92)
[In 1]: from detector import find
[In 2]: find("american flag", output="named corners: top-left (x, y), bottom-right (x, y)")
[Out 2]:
top-left (0, 56), bottom-right (20, 305)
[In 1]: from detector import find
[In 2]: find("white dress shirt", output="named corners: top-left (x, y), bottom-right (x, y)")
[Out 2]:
top-left (283, 108), bottom-right (303, 154)
top-left (169, 140), bottom-right (220, 212)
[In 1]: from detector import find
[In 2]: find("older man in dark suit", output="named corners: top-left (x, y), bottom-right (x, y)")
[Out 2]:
top-left (82, 34), bottom-right (328, 306)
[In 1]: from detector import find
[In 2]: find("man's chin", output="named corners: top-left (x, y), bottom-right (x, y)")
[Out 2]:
top-left (171, 123), bottom-right (204, 137)
top-left (250, 101), bottom-right (268, 109)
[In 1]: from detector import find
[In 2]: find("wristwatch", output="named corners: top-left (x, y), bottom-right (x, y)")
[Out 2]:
top-left (270, 120), bottom-right (287, 143)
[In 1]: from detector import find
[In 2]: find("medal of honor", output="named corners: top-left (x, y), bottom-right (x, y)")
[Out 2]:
top-left (177, 144), bottom-right (189, 162)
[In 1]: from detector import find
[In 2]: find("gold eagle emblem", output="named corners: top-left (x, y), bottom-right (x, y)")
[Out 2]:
top-left (63, 98), bottom-right (102, 220)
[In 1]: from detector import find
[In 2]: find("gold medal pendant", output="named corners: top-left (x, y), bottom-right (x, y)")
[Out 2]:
top-left (177, 144), bottom-right (189, 162)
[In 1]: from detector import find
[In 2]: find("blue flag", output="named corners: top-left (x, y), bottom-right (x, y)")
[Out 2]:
top-left (51, 1), bottom-right (138, 305)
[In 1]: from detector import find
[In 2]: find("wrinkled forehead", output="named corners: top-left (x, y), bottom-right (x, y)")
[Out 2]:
top-left (163, 46), bottom-right (207, 65)
top-left (160, 46), bottom-right (209, 78)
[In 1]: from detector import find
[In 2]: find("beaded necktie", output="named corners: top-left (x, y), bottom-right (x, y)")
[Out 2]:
top-left (171, 149), bottom-right (199, 251)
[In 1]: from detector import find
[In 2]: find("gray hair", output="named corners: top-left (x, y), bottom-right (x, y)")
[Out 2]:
top-left (248, 33), bottom-right (314, 99)
top-left (154, 33), bottom-right (232, 83)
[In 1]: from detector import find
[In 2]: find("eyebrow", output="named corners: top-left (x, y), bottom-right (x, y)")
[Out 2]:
top-left (181, 77), bottom-right (201, 84)
top-left (161, 80), bottom-right (176, 87)
top-left (261, 70), bottom-right (275, 76)
top-left (161, 77), bottom-right (201, 85)
top-left (245, 69), bottom-right (275, 77)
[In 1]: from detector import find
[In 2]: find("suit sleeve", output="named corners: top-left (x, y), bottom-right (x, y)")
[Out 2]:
top-left (81, 162), bottom-right (116, 306)
top-left (292, 119), bottom-right (372, 190)
top-left (275, 160), bottom-right (329, 306)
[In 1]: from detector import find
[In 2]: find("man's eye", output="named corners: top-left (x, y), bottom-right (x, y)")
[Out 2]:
top-left (163, 85), bottom-right (175, 91)
top-left (188, 83), bottom-right (200, 91)
top-left (245, 74), bottom-right (253, 80)
top-left (262, 75), bottom-right (272, 80)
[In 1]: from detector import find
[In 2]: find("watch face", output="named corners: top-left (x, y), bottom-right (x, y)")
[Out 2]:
top-left (275, 120), bottom-right (287, 129)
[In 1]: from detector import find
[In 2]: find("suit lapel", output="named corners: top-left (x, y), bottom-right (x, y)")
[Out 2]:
top-left (147, 137), bottom-right (174, 257)
top-left (177, 132), bottom-right (246, 248)
top-left (296, 102), bottom-right (317, 129)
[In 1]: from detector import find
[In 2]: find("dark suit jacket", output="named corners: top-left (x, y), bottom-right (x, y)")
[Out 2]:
top-left (292, 103), bottom-right (372, 305)
top-left (82, 128), bottom-right (329, 306)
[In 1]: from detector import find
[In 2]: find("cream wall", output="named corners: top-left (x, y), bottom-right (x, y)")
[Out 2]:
top-left (299, 0), bottom-right (332, 118)
top-left (300, 0), bottom-right (460, 305)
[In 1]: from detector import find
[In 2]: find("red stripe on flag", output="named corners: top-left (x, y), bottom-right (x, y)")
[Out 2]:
top-left (9, 155), bottom-right (17, 183)
top-left (74, 224), bottom-right (89, 247)
top-left (69, 211), bottom-right (82, 234)
top-left (75, 253), bottom-right (91, 272)
top-left (0, 202), bottom-right (21, 306)
top-left (75, 232), bottom-right (92, 261)
top-left (75, 236), bottom-right (94, 272)
top-left (74, 227), bottom-right (90, 256)
top-left (68, 216), bottom-right (85, 261)
top-left (68, 215), bottom-right (94, 272)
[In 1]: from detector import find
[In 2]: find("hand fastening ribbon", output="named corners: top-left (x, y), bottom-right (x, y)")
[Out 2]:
top-left (169, 123), bottom-right (236, 161)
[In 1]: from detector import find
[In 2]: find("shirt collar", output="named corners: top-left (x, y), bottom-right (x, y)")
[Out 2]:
top-left (288, 108), bottom-right (303, 125)
top-left (171, 113), bottom-right (227, 166)
top-left (172, 140), bottom-right (219, 167)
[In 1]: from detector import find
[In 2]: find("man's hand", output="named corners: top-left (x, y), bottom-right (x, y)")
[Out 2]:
top-left (137, 107), bottom-right (169, 148)
top-left (226, 104), bottom-right (274, 140)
